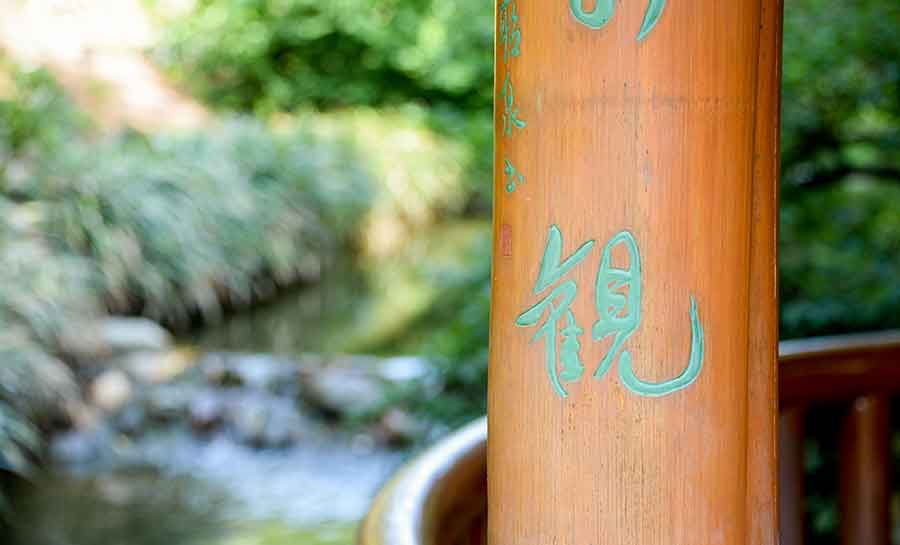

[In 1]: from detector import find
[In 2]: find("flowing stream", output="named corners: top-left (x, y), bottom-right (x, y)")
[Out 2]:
top-left (7, 220), bottom-right (489, 545)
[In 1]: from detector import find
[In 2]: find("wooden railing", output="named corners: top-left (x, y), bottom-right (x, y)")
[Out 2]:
top-left (779, 331), bottom-right (900, 545)
top-left (360, 330), bottom-right (900, 545)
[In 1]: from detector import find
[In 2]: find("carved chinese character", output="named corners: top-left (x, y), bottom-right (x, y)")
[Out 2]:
top-left (499, 0), bottom-right (522, 63)
top-left (516, 225), bottom-right (595, 398)
top-left (569, 0), bottom-right (667, 41)
top-left (504, 160), bottom-right (525, 193)
top-left (502, 74), bottom-right (527, 137)
top-left (517, 225), bottom-right (706, 398)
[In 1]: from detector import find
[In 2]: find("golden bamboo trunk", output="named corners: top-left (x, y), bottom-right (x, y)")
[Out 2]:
top-left (488, 1), bottom-right (782, 543)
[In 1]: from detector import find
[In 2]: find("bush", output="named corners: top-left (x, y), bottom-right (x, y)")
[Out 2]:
top-left (0, 202), bottom-right (87, 479)
top-left (309, 108), bottom-right (474, 253)
top-left (781, 0), bottom-right (900, 195)
top-left (33, 119), bottom-right (372, 326)
top-left (152, 0), bottom-right (495, 204)
top-left (779, 0), bottom-right (900, 338)
top-left (154, 0), bottom-right (493, 115)
top-left (0, 64), bottom-right (376, 481)
top-left (0, 63), bottom-right (93, 482)
top-left (780, 180), bottom-right (900, 338)
top-left (0, 59), bottom-right (88, 200)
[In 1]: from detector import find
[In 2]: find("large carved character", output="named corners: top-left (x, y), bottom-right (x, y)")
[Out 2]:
top-left (569, 0), bottom-right (667, 41)
top-left (568, 0), bottom-right (615, 30)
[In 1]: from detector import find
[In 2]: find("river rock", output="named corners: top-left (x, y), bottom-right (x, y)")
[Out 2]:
top-left (90, 370), bottom-right (133, 412)
top-left (119, 349), bottom-right (196, 384)
top-left (189, 390), bottom-right (226, 432)
top-left (376, 356), bottom-right (433, 384)
top-left (228, 394), bottom-right (307, 448)
top-left (201, 352), bottom-right (301, 394)
top-left (99, 318), bottom-right (173, 354)
top-left (301, 361), bottom-right (386, 418)
top-left (260, 404), bottom-right (308, 448)
top-left (200, 353), bottom-right (239, 386)
top-left (143, 383), bottom-right (194, 422)
top-left (57, 322), bottom-right (108, 362)
top-left (376, 356), bottom-right (442, 398)
top-left (375, 408), bottom-right (427, 445)
top-left (60, 317), bottom-right (173, 361)
top-left (231, 400), bottom-right (268, 445)
top-left (112, 401), bottom-right (146, 435)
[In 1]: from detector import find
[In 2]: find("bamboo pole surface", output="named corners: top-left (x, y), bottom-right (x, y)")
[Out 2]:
top-left (488, 1), bottom-right (782, 543)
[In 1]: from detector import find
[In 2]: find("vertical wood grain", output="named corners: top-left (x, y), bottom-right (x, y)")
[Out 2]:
top-left (747, 1), bottom-right (783, 544)
top-left (840, 395), bottom-right (891, 545)
top-left (779, 407), bottom-right (806, 545)
top-left (488, 1), bottom-right (782, 544)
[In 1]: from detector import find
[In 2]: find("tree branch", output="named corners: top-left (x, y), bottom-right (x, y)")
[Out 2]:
top-left (793, 164), bottom-right (900, 191)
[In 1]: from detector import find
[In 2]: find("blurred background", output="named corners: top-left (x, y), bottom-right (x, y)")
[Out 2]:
top-left (0, 0), bottom-right (896, 544)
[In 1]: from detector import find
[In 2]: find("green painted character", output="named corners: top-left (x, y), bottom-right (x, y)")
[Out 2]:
top-left (499, 0), bottom-right (522, 63)
top-left (569, 0), bottom-right (667, 41)
top-left (516, 225), bottom-right (595, 398)
top-left (592, 231), bottom-right (642, 380)
top-left (518, 226), bottom-right (706, 399)
top-left (590, 230), bottom-right (705, 397)
top-left (502, 73), bottom-right (527, 137)
top-left (504, 159), bottom-right (525, 193)
top-left (618, 296), bottom-right (704, 397)
top-left (569, 0), bottom-right (615, 30)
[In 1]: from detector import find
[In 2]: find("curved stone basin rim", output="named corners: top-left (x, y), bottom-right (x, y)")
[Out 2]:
top-left (360, 331), bottom-right (900, 545)
top-left (360, 417), bottom-right (487, 545)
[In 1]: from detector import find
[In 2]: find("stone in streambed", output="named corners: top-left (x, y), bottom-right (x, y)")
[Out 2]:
top-left (375, 408), bottom-right (427, 445)
top-left (142, 383), bottom-right (194, 423)
top-left (189, 390), bottom-right (226, 432)
top-left (301, 361), bottom-right (386, 418)
top-left (119, 348), bottom-right (196, 384)
top-left (227, 393), bottom-right (308, 448)
top-left (89, 370), bottom-right (133, 412)
top-left (60, 317), bottom-right (173, 361)
top-left (200, 352), bottom-right (301, 394)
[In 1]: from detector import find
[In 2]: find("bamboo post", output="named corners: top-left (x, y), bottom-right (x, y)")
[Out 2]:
top-left (840, 395), bottom-right (891, 545)
top-left (488, 1), bottom-right (783, 544)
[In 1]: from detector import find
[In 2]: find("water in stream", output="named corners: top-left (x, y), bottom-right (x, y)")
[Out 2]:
top-left (7, 221), bottom-right (490, 545)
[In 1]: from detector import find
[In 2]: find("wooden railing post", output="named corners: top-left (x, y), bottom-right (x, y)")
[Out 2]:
top-left (779, 407), bottom-right (807, 545)
top-left (488, 1), bottom-right (783, 544)
top-left (840, 395), bottom-right (891, 545)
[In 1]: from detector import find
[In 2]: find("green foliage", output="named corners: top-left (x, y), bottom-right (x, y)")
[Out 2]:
top-left (384, 235), bottom-right (492, 425)
top-left (311, 108), bottom-right (473, 241)
top-left (0, 60), bottom-right (88, 200)
top-left (153, 0), bottom-right (495, 203)
top-left (0, 209), bottom-right (86, 479)
top-left (781, 0), bottom-right (900, 194)
top-left (0, 61), bottom-right (87, 157)
top-left (35, 119), bottom-right (371, 326)
top-left (0, 63), bottom-right (375, 482)
top-left (0, 402), bottom-right (39, 477)
top-left (154, 0), bottom-right (493, 115)
top-left (780, 180), bottom-right (900, 338)
top-left (779, 0), bottom-right (900, 338)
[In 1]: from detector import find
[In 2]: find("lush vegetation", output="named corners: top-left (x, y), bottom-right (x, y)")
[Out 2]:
top-left (153, 0), bottom-right (494, 203)
top-left (780, 0), bottom-right (900, 338)
top-left (0, 61), bottom-right (373, 481)
top-left (155, 0), bottom-right (493, 114)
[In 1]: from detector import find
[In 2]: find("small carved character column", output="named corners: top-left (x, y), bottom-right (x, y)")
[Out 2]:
top-left (488, 1), bottom-right (782, 544)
